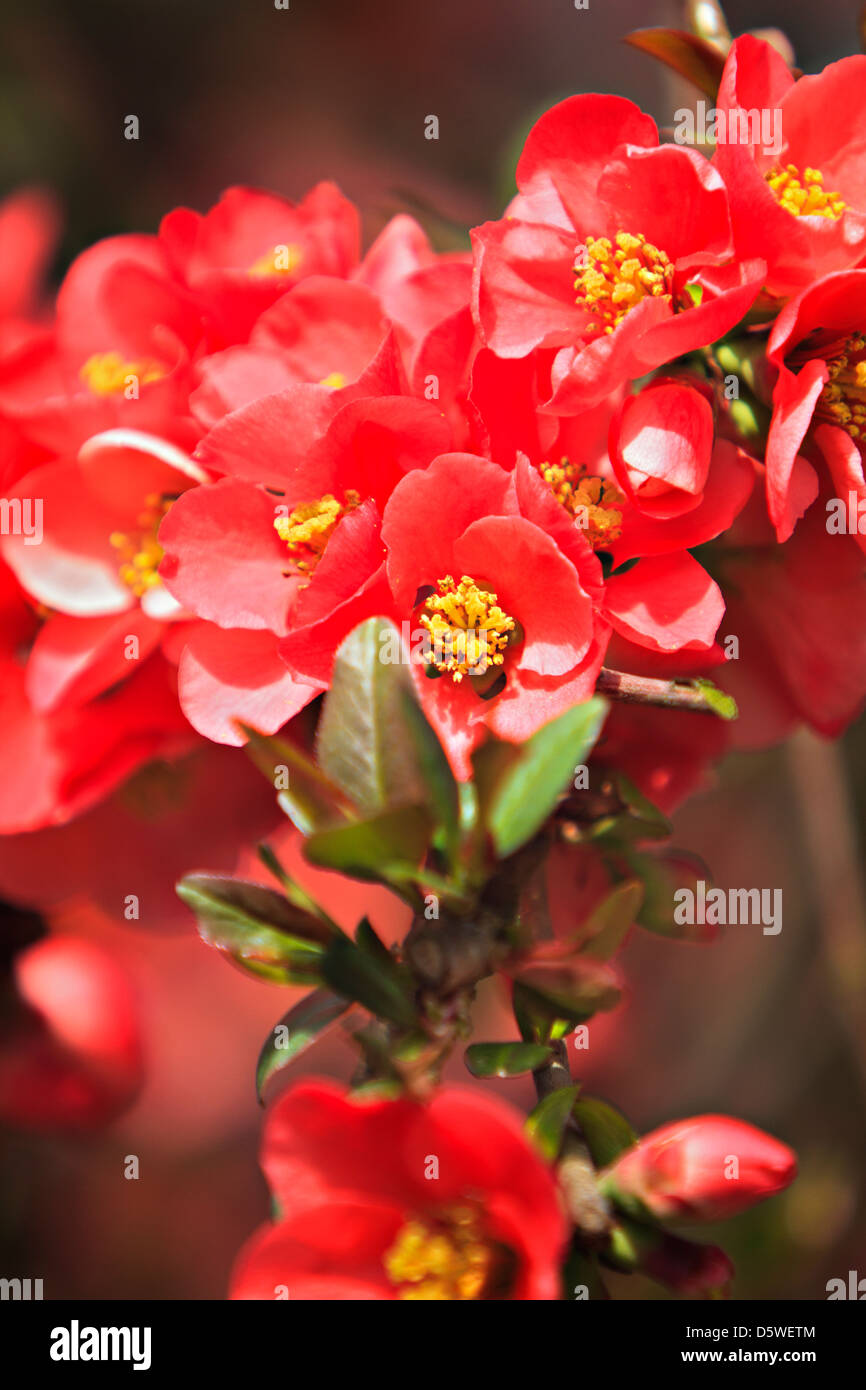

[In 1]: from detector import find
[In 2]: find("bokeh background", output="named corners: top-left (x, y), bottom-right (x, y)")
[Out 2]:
top-left (1, 0), bottom-right (865, 1299)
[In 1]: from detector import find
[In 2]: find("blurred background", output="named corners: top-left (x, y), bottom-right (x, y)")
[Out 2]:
top-left (1, 0), bottom-right (865, 1300)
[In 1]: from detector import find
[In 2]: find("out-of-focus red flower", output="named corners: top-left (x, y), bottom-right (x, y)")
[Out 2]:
top-left (0, 935), bottom-right (144, 1130)
top-left (601, 1114), bottom-right (797, 1224)
top-left (766, 269), bottom-right (866, 546)
top-left (0, 234), bottom-right (202, 454)
top-left (714, 36), bottom-right (866, 299)
top-left (159, 183), bottom-right (362, 346)
top-left (472, 94), bottom-right (763, 413)
top-left (713, 478), bottom-right (866, 743)
top-left (230, 1079), bottom-right (568, 1300)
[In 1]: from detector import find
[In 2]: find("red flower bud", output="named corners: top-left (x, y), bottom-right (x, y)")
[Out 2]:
top-left (600, 1115), bottom-right (797, 1223)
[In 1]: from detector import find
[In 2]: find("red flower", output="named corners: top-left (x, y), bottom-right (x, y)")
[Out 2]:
top-left (159, 183), bottom-right (361, 346)
top-left (159, 393), bottom-right (450, 742)
top-left (600, 1114), bottom-right (797, 1224)
top-left (0, 935), bottom-right (144, 1131)
top-left (714, 36), bottom-right (866, 299)
top-left (230, 1079), bottom-right (567, 1300)
top-left (472, 94), bottom-right (763, 412)
top-left (0, 234), bottom-right (201, 455)
top-left (766, 269), bottom-right (866, 545)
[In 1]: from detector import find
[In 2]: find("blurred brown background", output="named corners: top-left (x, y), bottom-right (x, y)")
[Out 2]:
top-left (1, 0), bottom-right (865, 1300)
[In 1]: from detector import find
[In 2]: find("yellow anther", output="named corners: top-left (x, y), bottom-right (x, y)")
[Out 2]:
top-left (110, 493), bottom-right (174, 597)
top-left (274, 489), bottom-right (361, 573)
top-left (80, 352), bottom-right (166, 396)
top-left (420, 574), bottom-right (516, 683)
top-left (318, 372), bottom-right (347, 389)
top-left (816, 335), bottom-right (866, 439)
top-left (764, 164), bottom-right (846, 219)
top-left (574, 231), bottom-right (674, 334)
top-left (538, 458), bottom-right (624, 547)
top-left (383, 1207), bottom-right (496, 1301)
top-left (248, 244), bottom-right (304, 277)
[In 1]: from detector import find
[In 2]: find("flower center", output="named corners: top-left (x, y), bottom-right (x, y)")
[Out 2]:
top-left (248, 244), bottom-right (304, 277)
top-left (538, 458), bottom-right (624, 547)
top-left (764, 164), bottom-right (846, 220)
top-left (274, 489), bottom-right (361, 574)
top-left (574, 232), bottom-right (674, 335)
top-left (110, 493), bottom-right (174, 596)
top-left (816, 333), bottom-right (866, 439)
top-left (80, 352), bottom-right (167, 396)
top-left (420, 575), bottom-right (516, 683)
top-left (383, 1206), bottom-right (506, 1300)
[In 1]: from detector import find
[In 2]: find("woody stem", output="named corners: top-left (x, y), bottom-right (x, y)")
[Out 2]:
top-left (595, 667), bottom-right (717, 713)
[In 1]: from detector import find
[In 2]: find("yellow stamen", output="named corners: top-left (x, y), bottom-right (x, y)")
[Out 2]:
top-left (80, 352), bottom-right (166, 396)
top-left (318, 372), bottom-right (347, 389)
top-left (420, 574), bottom-right (516, 683)
top-left (274, 489), bottom-right (361, 573)
top-left (816, 334), bottom-right (866, 439)
top-left (538, 458), bottom-right (624, 547)
top-left (110, 493), bottom-right (174, 597)
top-left (764, 164), bottom-right (846, 219)
top-left (248, 244), bottom-right (304, 277)
top-left (574, 231), bottom-right (674, 335)
top-left (383, 1207), bottom-right (495, 1301)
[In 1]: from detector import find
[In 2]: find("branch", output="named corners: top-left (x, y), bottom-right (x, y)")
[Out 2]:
top-left (595, 667), bottom-right (722, 714)
top-left (532, 1039), bottom-right (612, 1241)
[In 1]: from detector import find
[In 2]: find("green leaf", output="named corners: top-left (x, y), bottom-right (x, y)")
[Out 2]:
top-left (526, 1085), bottom-right (581, 1161)
top-left (572, 1096), bottom-right (638, 1168)
top-left (255, 990), bottom-right (350, 1102)
top-left (627, 848), bottom-right (713, 940)
top-left (239, 724), bottom-right (354, 833)
top-left (398, 687), bottom-right (460, 857)
top-left (176, 874), bottom-right (332, 985)
top-left (320, 934), bottom-right (418, 1028)
top-left (304, 805), bottom-right (432, 884)
top-left (692, 678), bottom-right (738, 721)
top-left (623, 27), bottom-right (726, 102)
top-left (354, 915), bottom-right (395, 964)
top-left (511, 957), bottom-right (621, 1028)
top-left (578, 880), bottom-right (644, 960)
top-left (315, 617), bottom-right (429, 814)
top-left (464, 1041), bottom-right (553, 1079)
top-left (485, 697), bottom-right (608, 858)
top-left (615, 774), bottom-right (672, 840)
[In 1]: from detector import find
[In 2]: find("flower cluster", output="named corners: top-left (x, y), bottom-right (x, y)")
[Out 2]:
top-left (0, 19), bottom-right (859, 1297)
top-left (2, 35), bottom-right (865, 835)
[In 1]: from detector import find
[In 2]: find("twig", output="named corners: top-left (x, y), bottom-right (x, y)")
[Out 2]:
top-left (595, 667), bottom-right (717, 713)
top-left (532, 1039), bottom-right (612, 1241)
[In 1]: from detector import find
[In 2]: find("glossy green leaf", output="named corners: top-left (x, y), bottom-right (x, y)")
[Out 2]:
top-left (304, 805), bottom-right (432, 884)
top-left (315, 617), bottom-right (429, 814)
top-left (255, 990), bottom-right (350, 1102)
top-left (511, 957), bottom-right (621, 1028)
top-left (464, 1041), bottom-right (553, 1079)
top-left (320, 934), bottom-right (418, 1028)
top-left (627, 848), bottom-right (713, 940)
top-left (485, 697), bottom-right (608, 858)
top-left (398, 687), bottom-right (460, 856)
top-left (578, 880), bottom-right (644, 960)
top-left (239, 723), bottom-right (354, 833)
top-left (573, 1096), bottom-right (638, 1168)
top-left (526, 1084), bottom-right (581, 1161)
top-left (176, 874), bottom-right (331, 984)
